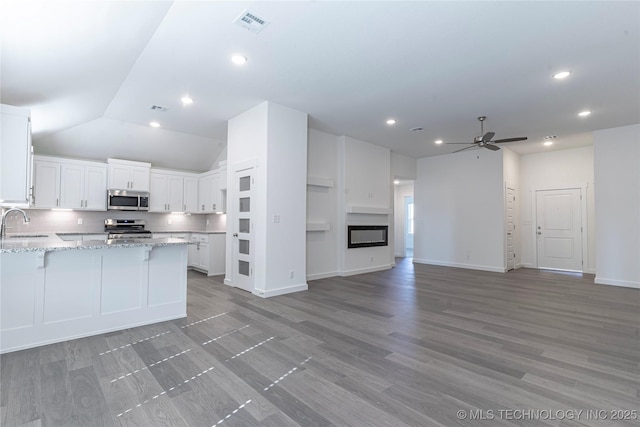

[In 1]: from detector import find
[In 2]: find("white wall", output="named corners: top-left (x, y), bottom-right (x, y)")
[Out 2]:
top-left (264, 103), bottom-right (308, 295)
top-left (391, 152), bottom-right (417, 180)
top-left (225, 101), bottom-right (308, 297)
top-left (306, 129), bottom-right (340, 279)
top-left (414, 149), bottom-right (505, 272)
top-left (341, 136), bottom-right (392, 275)
top-left (593, 124), bottom-right (640, 288)
top-left (36, 117), bottom-right (225, 172)
top-left (519, 145), bottom-right (595, 273)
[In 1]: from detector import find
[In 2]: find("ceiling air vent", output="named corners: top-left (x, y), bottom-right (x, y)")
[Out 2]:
top-left (233, 10), bottom-right (270, 34)
top-left (150, 105), bottom-right (169, 112)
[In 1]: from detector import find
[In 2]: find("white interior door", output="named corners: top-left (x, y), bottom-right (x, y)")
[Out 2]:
top-left (506, 187), bottom-right (516, 271)
top-left (536, 189), bottom-right (583, 271)
top-left (232, 168), bottom-right (254, 292)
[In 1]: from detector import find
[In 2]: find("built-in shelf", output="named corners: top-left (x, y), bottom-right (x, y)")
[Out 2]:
top-left (307, 176), bottom-right (334, 188)
top-left (346, 206), bottom-right (390, 215)
top-left (306, 222), bottom-right (331, 231)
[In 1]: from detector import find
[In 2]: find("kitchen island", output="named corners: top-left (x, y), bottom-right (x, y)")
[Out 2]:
top-left (0, 234), bottom-right (189, 353)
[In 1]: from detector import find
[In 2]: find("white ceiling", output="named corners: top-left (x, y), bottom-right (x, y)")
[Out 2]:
top-left (1, 1), bottom-right (639, 171)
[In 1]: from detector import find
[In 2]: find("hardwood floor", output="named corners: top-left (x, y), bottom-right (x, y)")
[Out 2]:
top-left (1, 258), bottom-right (639, 426)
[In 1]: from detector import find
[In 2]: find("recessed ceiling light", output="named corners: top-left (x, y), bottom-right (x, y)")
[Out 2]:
top-left (386, 119), bottom-right (396, 125)
top-left (435, 139), bottom-right (443, 145)
top-left (150, 121), bottom-right (160, 128)
top-left (231, 54), bottom-right (248, 65)
top-left (544, 141), bottom-right (554, 146)
top-left (181, 96), bottom-right (193, 105)
top-left (393, 179), bottom-right (400, 185)
top-left (578, 110), bottom-right (591, 117)
top-left (553, 71), bottom-right (571, 79)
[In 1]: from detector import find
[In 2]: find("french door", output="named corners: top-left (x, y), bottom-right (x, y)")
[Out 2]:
top-left (232, 167), bottom-right (254, 292)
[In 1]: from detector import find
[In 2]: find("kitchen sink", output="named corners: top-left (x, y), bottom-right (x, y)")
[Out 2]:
top-left (7, 234), bottom-right (49, 238)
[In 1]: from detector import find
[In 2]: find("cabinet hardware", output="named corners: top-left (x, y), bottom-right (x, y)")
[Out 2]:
top-left (56, 198), bottom-right (59, 207)
top-left (183, 204), bottom-right (186, 211)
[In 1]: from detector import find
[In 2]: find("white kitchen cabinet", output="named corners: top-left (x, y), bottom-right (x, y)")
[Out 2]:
top-left (60, 162), bottom-right (107, 210)
top-left (198, 170), bottom-right (224, 213)
top-left (188, 233), bottom-right (225, 275)
top-left (33, 159), bottom-right (61, 208)
top-left (34, 156), bottom-right (107, 211)
top-left (150, 172), bottom-right (183, 212)
top-left (150, 170), bottom-right (199, 213)
top-left (107, 158), bottom-right (150, 191)
top-left (0, 104), bottom-right (32, 207)
top-left (183, 177), bottom-right (199, 213)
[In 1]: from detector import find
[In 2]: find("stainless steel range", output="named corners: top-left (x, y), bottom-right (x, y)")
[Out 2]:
top-left (104, 219), bottom-right (152, 239)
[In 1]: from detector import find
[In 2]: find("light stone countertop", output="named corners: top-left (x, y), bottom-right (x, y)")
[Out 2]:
top-left (0, 233), bottom-right (190, 254)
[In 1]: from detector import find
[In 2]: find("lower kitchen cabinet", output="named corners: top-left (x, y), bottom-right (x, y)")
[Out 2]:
top-left (188, 233), bottom-right (225, 276)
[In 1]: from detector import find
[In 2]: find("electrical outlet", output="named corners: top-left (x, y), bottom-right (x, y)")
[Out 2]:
top-left (77, 218), bottom-right (83, 225)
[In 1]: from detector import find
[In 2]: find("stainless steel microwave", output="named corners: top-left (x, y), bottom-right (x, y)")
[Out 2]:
top-left (107, 190), bottom-right (149, 211)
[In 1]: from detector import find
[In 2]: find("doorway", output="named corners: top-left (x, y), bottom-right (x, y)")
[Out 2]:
top-left (405, 196), bottom-right (414, 258)
top-left (535, 188), bottom-right (583, 272)
top-left (506, 187), bottom-right (516, 271)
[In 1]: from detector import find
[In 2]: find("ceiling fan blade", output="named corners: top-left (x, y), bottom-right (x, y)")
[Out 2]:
top-left (484, 143), bottom-right (500, 151)
top-left (445, 142), bottom-right (474, 145)
top-left (493, 137), bottom-right (528, 143)
top-left (483, 131), bottom-right (495, 142)
top-left (452, 145), bottom-right (477, 153)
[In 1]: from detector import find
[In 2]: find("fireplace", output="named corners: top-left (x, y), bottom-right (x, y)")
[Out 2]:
top-left (348, 225), bottom-right (388, 249)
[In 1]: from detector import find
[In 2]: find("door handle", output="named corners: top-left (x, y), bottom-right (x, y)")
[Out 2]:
top-left (233, 233), bottom-right (238, 237)
top-left (537, 232), bottom-right (542, 235)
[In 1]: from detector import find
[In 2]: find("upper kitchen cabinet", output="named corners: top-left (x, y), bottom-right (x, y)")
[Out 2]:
top-left (33, 155), bottom-right (107, 210)
top-left (198, 170), bottom-right (225, 213)
top-left (150, 169), bottom-right (199, 213)
top-left (60, 161), bottom-right (107, 210)
top-left (107, 158), bottom-right (150, 191)
top-left (0, 104), bottom-right (32, 207)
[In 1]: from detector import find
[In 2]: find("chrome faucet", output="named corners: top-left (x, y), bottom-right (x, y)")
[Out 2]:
top-left (0, 208), bottom-right (30, 238)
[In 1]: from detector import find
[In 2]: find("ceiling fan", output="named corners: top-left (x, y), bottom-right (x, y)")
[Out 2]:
top-left (446, 116), bottom-right (527, 153)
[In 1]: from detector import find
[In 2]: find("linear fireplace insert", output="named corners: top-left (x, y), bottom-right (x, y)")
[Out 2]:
top-left (348, 225), bottom-right (388, 249)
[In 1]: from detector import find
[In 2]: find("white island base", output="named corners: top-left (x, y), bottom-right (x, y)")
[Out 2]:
top-left (1, 244), bottom-right (187, 353)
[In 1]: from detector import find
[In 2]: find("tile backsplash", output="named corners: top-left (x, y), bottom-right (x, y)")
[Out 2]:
top-left (2, 208), bottom-right (227, 234)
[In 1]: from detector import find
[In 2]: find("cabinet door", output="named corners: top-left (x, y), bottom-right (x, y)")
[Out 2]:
top-left (199, 243), bottom-right (210, 272)
top-left (149, 174), bottom-right (168, 212)
top-left (0, 109), bottom-right (31, 206)
top-left (33, 161), bottom-right (60, 208)
top-left (84, 166), bottom-right (107, 210)
top-left (209, 173), bottom-right (220, 212)
top-left (60, 164), bottom-right (84, 209)
top-left (167, 176), bottom-right (183, 212)
top-left (187, 242), bottom-right (198, 267)
top-left (183, 178), bottom-right (198, 213)
top-left (108, 164), bottom-right (131, 189)
top-left (130, 166), bottom-right (150, 191)
top-left (198, 175), bottom-right (212, 213)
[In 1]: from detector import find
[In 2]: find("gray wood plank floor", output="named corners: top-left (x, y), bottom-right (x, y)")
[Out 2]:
top-left (2, 258), bottom-right (639, 426)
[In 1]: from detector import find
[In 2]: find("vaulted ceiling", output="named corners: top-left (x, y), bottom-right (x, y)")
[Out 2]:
top-left (2, 1), bottom-right (638, 172)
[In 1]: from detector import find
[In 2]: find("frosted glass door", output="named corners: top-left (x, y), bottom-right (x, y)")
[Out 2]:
top-left (232, 168), bottom-right (254, 292)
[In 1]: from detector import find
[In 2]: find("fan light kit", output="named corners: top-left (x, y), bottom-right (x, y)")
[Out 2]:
top-left (445, 116), bottom-right (528, 153)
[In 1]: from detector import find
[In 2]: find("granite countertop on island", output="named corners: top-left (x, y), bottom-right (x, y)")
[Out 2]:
top-left (0, 233), bottom-right (190, 254)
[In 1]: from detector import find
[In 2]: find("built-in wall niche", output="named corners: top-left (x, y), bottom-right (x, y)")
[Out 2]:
top-left (348, 225), bottom-right (388, 249)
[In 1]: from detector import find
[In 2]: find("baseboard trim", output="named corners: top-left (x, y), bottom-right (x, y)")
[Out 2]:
top-left (594, 276), bottom-right (640, 289)
top-left (340, 264), bottom-right (392, 277)
top-left (253, 283), bottom-right (309, 298)
top-left (307, 271), bottom-right (340, 281)
top-left (413, 258), bottom-right (505, 273)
